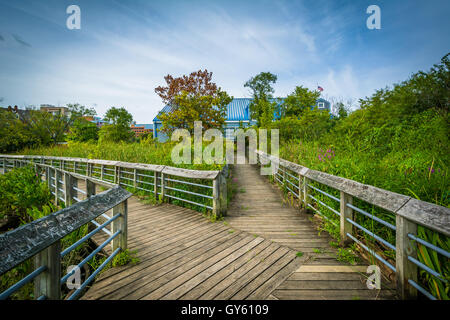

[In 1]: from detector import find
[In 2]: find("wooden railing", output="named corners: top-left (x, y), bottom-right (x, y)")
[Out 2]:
top-left (255, 149), bottom-right (450, 300)
top-left (0, 160), bottom-right (132, 300)
top-left (0, 155), bottom-right (228, 217)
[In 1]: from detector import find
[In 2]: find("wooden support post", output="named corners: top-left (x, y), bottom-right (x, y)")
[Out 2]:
top-left (133, 169), bottom-right (137, 188)
top-left (34, 241), bottom-right (61, 300)
top-left (64, 173), bottom-right (75, 206)
top-left (303, 177), bottom-right (310, 210)
top-left (154, 171), bottom-right (159, 198)
top-left (46, 168), bottom-right (51, 190)
top-left (340, 191), bottom-right (353, 246)
top-left (100, 165), bottom-right (104, 181)
top-left (112, 199), bottom-right (128, 251)
top-left (3, 158), bottom-right (6, 174)
top-left (117, 166), bottom-right (121, 186)
top-left (213, 177), bottom-right (219, 217)
top-left (86, 163), bottom-right (89, 176)
top-left (219, 172), bottom-right (227, 216)
top-left (396, 215), bottom-right (418, 299)
top-left (74, 162), bottom-right (77, 174)
top-left (54, 170), bottom-right (60, 204)
top-left (298, 175), bottom-right (304, 207)
top-left (160, 173), bottom-right (165, 201)
top-left (86, 179), bottom-right (96, 197)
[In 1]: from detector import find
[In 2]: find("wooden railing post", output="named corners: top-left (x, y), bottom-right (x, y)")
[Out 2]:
top-left (85, 162), bottom-right (90, 176)
top-left (100, 164), bottom-right (104, 181)
top-left (3, 158), bottom-right (6, 173)
top-left (64, 172), bottom-right (75, 206)
top-left (340, 191), bottom-right (353, 246)
top-left (115, 166), bottom-right (120, 185)
top-left (303, 177), bottom-right (310, 209)
top-left (298, 174), bottom-right (304, 207)
top-left (154, 171), bottom-right (159, 198)
top-left (396, 215), bottom-right (418, 299)
top-left (86, 179), bottom-right (96, 197)
top-left (160, 173), bottom-right (165, 201)
top-left (46, 168), bottom-right (51, 190)
top-left (34, 241), bottom-right (61, 300)
top-left (213, 171), bottom-right (228, 217)
top-left (54, 170), bottom-right (60, 204)
top-left (219, 172), bottom-right (227, 216)
top-left (133, 169), bottom-right (137, 188)
top-left (213, 177), bottom-right (219, 217)
top-left (112, 199), bottom-right (128, 251)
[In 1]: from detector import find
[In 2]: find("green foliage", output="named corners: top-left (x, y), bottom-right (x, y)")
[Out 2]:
top-left (0, 110), bottom-right (38, 153)
top-left (67, 119), bottom-right (99, 142)
top-left (158, 89), bottom-right (232, 135)
top-left (275, 55), bottom-right (449, 299)
top-left (0, 166), bottom-right (52, 223)
top-left (244, 72), bottom-right (277, 126)
top-left (89, 249), bottom-right (140, 275)
top-left (270, 108), bottom-right (332, 141)
top-left (336, 246), bottom-right (359, 265)
top-left (99, 107), bottom-right (134, 143)
top-left (280, 85), bottom-right (321, 118)
top-left (0, 103), bottom-right (96, 152)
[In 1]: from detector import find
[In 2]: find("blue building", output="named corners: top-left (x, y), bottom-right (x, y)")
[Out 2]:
top-left (153, 97), bottom-right (330, 142)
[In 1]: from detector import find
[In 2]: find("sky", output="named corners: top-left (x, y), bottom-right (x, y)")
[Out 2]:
top-left (0, 0), bottom-right (449, 122)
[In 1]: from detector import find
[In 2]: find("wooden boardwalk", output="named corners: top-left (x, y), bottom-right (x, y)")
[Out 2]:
top-left (81, 164), bottom-right (396, 300)
top-left (226, 164), bottom-right (396, 300)
top-left (83, 197), bottom-right (303, 300)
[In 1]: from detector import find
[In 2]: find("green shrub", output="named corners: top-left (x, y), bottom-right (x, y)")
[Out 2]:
top-left (0, 166), bottom-right (52, 224)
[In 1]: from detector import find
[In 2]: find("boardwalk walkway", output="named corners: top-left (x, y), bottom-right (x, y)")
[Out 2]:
top-left (226, 164), bottom-right (396, 300)
top-left (83, 164), bottom-right (396, 300)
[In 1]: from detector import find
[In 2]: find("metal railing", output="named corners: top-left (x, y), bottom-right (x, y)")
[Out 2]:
top-left (256, 149), bottom-right (450, 300)
top-left (0, 159), bottom-right (131, 300)
top-left (0, 155), bottom-right (228, 217)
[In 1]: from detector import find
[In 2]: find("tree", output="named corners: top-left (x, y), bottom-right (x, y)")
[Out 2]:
top-left (0, 110), bottom-right (38, 152)
top-left (244, 72), bottom-right (277, 127)
top-left (281, 86), bottom-right (321, 118)
top-left (21, 103), bottom-right (96, 145)
top-left (67, 119), bottom-right (99, 142)
top-left (99, 107), bottom-right (134, 142)
top-left (155, 69), bottom-right (232, 135)
top-left (155, 69), bottom-right (218, 105)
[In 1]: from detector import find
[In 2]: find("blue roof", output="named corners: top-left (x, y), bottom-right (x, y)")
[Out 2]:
top-left (153, 97), bottom-right (330, 122)
top-left (154, 98), bottom-right (253, 122)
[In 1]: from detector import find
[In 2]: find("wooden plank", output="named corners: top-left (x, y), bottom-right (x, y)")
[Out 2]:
top-left (296, 265), bottom-right (368, 273)
top-left (180, 240), bottom-right (273, 300)
top-left (139, 235), bottom-right (257, 300)
top-left (213, 246), bottom-right (290, 300)
top-left (231, 250), bottom-right (298, 300)
top-left (162, 237), bottom-right (266, 299)
top-left (272, 289), bottom-right (396, 300)
top-left (84, 227), bottom-right (239, 300)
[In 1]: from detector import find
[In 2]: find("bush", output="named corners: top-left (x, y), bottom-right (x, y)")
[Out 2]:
top-left (0, 166), bottom-right (52, 226)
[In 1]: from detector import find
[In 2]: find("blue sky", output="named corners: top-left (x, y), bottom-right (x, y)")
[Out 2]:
top-left (0, 0), bottom-right (449, 122)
